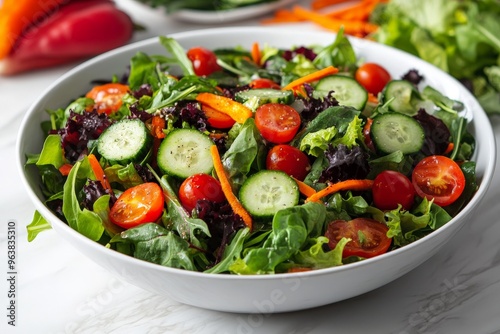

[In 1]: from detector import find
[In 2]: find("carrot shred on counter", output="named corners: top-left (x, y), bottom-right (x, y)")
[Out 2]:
top-left (291, 6), bottom-right (379, 36)
top-left (88, 153), bottom-right (112, 191)
top-left (293, 177), bottom-right (317, 198)
top-left (0, 0), bottom-right (68, 59)
top-left (196, 92), bottom-right (253, 124)
top-left (311, 0), bottom-right (352, 11)
top-left (210, 145), bottom-right (253, 230)
top-left (282, 65), bottom-right (339, 91)
top-left (305, 179), bottom-right (374, 203)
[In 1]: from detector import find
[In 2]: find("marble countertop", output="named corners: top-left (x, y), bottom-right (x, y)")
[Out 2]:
top-left (2, 0), bottom-right (500, 333)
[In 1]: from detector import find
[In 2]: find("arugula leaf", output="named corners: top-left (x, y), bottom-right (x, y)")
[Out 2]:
top-left (26, 211), bottom-right (52, 242)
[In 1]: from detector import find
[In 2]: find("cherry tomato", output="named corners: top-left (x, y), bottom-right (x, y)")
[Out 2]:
top-left (179, 173), bottom-right (226, 213)
top-left (325, 218), bottom-right (392, 258)
top-left (355, 63), bottom-right (391, 95)
top-left (109, 182), bottom-right (164, 229)
top-left (249, 78), bottom-right (281, 89)
top-left (372, 170), bottom-right (415, 210)
top-left (412, 155), bottom-right (465, 207)
top-left (255, 103), bottom-right (301, 144)
top-left (202, 105), bottom-right (236, 129)
top-left (266, 145), bottom-right (311, 181)
top-left (187, 47), bottom-right (222, 76)
top-left (85, 83), bottom-right (129, 114)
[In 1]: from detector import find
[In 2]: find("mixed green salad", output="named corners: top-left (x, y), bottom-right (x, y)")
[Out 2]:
top-left (26, 31), bottom-right (477, 275)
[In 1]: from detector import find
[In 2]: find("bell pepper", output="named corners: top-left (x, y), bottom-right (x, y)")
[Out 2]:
top-left (0, 0), bottom-right (134, 75)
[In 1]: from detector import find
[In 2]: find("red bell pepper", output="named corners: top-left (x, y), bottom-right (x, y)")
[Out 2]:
top-left (0, 0), bottom-right (134, 75)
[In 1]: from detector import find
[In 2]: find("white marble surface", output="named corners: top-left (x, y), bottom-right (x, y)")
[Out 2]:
top-left (2, 0), bottom-right (500, 333)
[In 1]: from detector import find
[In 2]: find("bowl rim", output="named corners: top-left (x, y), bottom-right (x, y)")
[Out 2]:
top-left (16, 26), bottom-right (497, 281)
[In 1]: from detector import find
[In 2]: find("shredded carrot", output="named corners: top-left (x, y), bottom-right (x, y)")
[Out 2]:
top-left (311, 0), bottom-right (352, 11)
top-left (196, 92), bottom-right (253, 124)
top-left (367, 93), bottom-right (379, 104)
top-left (210, 145), bottom-right (253, 229)
top-left (261, 9), bottom-right (303, 24)
top-left (282, 65), bottom-right (339, 91)
top-left (251, 42), bottom-right (262, 66)
top-left (0, 0), bottom-right (68, 59)
top-left (201, 104), bottom-right (236, 128)
top-left (444, 142), bottom-right (454, 155)
top-left (291, 6), bottom-right (379, 36)
top-left (58, 163), bottom-right (73, 176)
top-left (305, 179), bottom-right (374, 203)
top-left (151, 115), bottom-right (166, 139)
top-left (88, 153), bottom-right (112, 191)
top-left (293, 177), bottom-right (317, 198)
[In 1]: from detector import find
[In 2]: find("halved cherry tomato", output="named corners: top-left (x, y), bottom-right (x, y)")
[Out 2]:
top-left (179, 173), bottom-right (226, 213)
top-left (266, 145), bottom-right (311, 181)
top-left (187, 47), bottom-right (222, 76)
top-left (249, 78), bottom-right (281, 90)
top-left (255, 103), bottom-right (301, 144)
top-left (201, 104), bottom-right (236, 129)
top-left (355, 63), bottom-right (391, 95)
top-left (372, 170), bottom-right (415, 210)
top-left (412, 155), bottom-right (465, 206)
top-left (325, 218), bottom-right (392, 258)
top-left (109, 182), bottom-right (164, 229)
top-left (85, 83), bottom-right (129, 115)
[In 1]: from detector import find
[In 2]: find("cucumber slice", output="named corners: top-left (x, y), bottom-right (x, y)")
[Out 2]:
top-left (314, 75), bottom-right (368, 111)
top-left (235, 88), bottom-right (294, 107)
top-left (371, 112), bottom-right (424, 154)
top-left (383, 80), bottom-right (423, 115)
top-left (239, 170), bottom-right (299, 218)
top-left (97, 118), bottom-right (152, 165)
top-left (157, 129), bottom-right (214, 178)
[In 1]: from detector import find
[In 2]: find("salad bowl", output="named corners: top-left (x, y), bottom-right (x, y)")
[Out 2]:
top-left (17, 27), bottom-right (496, 313)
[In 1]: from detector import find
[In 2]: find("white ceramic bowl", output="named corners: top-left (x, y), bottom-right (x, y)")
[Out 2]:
top-left (17, 27), bottom-right (496, 313)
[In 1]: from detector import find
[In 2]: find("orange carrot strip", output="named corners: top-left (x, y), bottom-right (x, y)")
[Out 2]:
top-left (305, 179), bottom-right (374, 203)
top-left (292, 6), bottom-right (378, 36)
top-left (293, 177), bottom-right (317, 198)
top-left (0, 0), bottom-right (68, 59)
top-left (59, 163), bottom-right (73, 176)
top-left (311, 0), bottom-right (352, 11)
top-left (261, 9), bottom-right (304, 24)
top-left (88, 153), bottom-right (112, 191)
top-left (282, 65), bottom-right (339, 91)
top-left (367, 92), bottom-right (379, 104)
top-left (444, 142), bottom-right (454, 155)
top-left (251, 42), bottom-right (262, 66)
top-left (210, 145), bottom-right (253, 229)
top-left (151, 115), bottom-right (166, 139)
top-left (196, 92), bottom-right (253, 124)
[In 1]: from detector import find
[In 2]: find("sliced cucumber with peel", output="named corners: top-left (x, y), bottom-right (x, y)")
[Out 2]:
top-left (239, 170), bottom-right (299, 218)
top-left (157, 129), bottom-right (214, 178)
top-left (371, 112), bottom-right (424, 154)
top-left (314, 75), bottom-right (368, 111)
top-left (235, 88), bottom-right (294, 108)
top-left (97, 118), bottom-right (152, 165)
top-left (383, 80), bottom-right (424, 115)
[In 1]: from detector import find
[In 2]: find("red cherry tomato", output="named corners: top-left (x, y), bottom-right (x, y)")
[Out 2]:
top-left (178, 173), bottom-right (226, 212)
top-left (187, 47), bottom-right (222, 76)
top-left (412, 155), bottom-right (465, 206)
top-left (109, 182), bottom-right (164, 229)
top-left (255, 103), bottom-right (301, 144)
top-left (85, 83), bottom-right (129, 114)
top-left (355, 63), bottom-right (391, 95)
top-left (372, 170), bottom-right (415, 210)
top-left (266, 145), bottom-right (311, 181)
top-left (249, 78), bottom-right (281, 89)
top-left (325, 218), bottom-right (392, 258)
